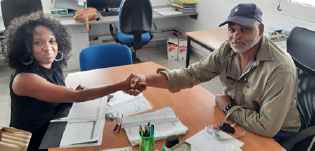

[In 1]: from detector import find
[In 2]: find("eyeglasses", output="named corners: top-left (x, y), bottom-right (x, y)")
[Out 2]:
top-left (225, 54), bottom-right (256, 83)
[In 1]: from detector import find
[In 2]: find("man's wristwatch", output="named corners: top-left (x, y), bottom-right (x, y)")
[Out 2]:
top-left (224, 103), bottom-right (234, 114)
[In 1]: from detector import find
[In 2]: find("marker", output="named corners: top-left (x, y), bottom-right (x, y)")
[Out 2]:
top-left (150, 124), bottom-right (154, 135)
top-left (107, 94), bottom-right (114, 102)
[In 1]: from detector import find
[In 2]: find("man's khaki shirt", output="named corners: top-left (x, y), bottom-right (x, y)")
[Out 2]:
top-left (161, 36), bottom-right (301, 137)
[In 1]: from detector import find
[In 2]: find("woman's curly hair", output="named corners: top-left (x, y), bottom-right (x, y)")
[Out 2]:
top-left (4, 12), bottom-right (72, 70)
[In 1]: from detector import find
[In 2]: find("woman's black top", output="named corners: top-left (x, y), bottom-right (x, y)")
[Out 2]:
top-left (9, 64), bottom-right (68, 150)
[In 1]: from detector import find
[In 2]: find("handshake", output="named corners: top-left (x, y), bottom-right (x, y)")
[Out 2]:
top-left (123, 74), bottom-right (148, 96)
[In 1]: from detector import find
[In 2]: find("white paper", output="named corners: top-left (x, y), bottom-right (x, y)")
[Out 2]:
top-left (104, 91), bottom-right (135, 107)
top-left (123, 107), bottom-right (188, 146)
top-left (104, 92), bottom-right (152, 117)
top-left (58, 98), bottom-right (105, 147)
top-left (60, 121), bottom-right (97, 146)
top-left (186, 126), bottom-right (244, 151)
top-left (154, 7), bottom-right (182, 16)
top-left (66, 98), bottom-right (100, 119)
top-left (102, 147), bottom-right (132, 151)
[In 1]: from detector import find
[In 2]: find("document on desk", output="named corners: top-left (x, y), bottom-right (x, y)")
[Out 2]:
top-left (154, 7), bottom-right (182, 16)
top-left (57, 98), bottom-right (105, 147)
top-left (104, 91), bottom-right (152, 117)
top-left (102, 147), bottom-right (132, 151)
top-left (123, 107), bottom-right (188, 146)
top-left (186, 126), bottom-right (244, 151)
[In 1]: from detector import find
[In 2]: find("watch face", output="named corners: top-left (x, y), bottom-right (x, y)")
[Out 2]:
top-left (224, 104), bottom-right (234, 114)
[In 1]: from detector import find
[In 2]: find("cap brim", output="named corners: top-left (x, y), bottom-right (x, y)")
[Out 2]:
top-left (219, 16), bottom-right (256, 27)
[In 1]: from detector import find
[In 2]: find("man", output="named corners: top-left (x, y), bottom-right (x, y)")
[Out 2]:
top-left (127, 3), bottom-right (301, 141)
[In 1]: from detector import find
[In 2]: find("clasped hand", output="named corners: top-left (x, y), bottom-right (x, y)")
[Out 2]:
top-left (124, 74), bottom-right (148, 96)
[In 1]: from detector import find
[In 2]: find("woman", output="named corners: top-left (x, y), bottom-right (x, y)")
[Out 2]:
top-left (5, 12), bottom-right (142, 150)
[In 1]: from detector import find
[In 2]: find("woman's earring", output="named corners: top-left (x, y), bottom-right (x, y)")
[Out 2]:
top-left (22, 55), bottom-right (33, 65)
top-left (55, 52), bottom-right (64, 62)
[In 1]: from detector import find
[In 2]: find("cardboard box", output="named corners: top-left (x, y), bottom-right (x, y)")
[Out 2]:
top-left (177, 38), bottom-right (187, 60)
top-left (167, 36), bottom-right (179, 60)
top-left (167, 44), bottom-right (178, 60)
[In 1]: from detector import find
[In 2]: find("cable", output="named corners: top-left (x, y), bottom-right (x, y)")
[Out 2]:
top-left (307, 136), bottom-right (315, 151)
top-left (277, 0), bottom-right (282, 11)
top-left (205, 124), bottom-right (246, 141)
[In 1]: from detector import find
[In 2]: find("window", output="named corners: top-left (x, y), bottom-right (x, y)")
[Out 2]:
top-left (289, 0), bottom-right (315, 7)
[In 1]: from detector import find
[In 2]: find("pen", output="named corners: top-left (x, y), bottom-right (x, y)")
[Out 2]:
top-left (144, 125), bottom-right (147, 136)
top-left (150, 124), bottom-right (154, 135)
top-left (107, 94), bottom-right (114, 102)
top-left (139, 127), bottom-right (142, 136)
top-left (139, 125), bottom-right (143, 136)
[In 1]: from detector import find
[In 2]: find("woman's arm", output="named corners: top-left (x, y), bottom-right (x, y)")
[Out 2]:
top-left (12, 73), bottom-right (132, 103)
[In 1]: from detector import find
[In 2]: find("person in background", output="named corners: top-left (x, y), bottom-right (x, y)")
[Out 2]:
top-left (125, 3), bottom-right (301, 142)
top-left (5, 12), bottom-right (144, 150)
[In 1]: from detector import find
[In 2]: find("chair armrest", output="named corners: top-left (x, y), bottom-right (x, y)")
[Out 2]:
top-left (279, 126), bottom-right (315, 150)
top-left (109, 23), bottom-right (118, 41)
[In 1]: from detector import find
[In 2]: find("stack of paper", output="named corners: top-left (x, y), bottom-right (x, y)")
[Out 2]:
top-left (53, 98), bottom-right (105, 147)
top-left (173, 0), bottom-right (197, 6)
top-left (171, 3), bottom-right (196, 13)
top-left (186, 126), bottom-right (244, 151)
top-left (104, 91), bottom-right (152, 117)
top-left (102, 147), bottom-right (132, 151)
top-left (172, 0), bottom-right (197, 13)
top-left (122, 107), bottom-right (188, 146)
top-left (154, 7), bottom-right (182, 16)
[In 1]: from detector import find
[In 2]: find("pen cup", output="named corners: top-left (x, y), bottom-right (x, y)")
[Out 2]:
top-left (139, 132), bottom-right (154, 151)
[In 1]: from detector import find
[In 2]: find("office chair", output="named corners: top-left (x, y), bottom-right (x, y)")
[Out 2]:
top-left (1, 0), bottom-right (43, 29)
top-left (79, 44), bottom-right (133, 71)
top-left (109, 0), bottom-right (153, 63)
top-left (279, 26), bottom-right (315, 151)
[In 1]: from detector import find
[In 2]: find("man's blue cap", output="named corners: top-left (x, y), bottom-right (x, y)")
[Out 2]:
top-left (219, 3), bottom-right (262, 27)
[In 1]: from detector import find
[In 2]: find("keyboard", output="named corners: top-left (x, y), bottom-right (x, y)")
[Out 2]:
top-left (100, 11), bottom-right (119, 17)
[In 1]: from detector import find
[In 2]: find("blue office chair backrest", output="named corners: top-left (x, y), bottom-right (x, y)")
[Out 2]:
top-left (118, 0), bottom-right (152, 47)
top-left (119, 0), bottom-right (152, 34)
top-left (1, 0), bottom-right (43, 29)
top-left (79, 44), bottom-right (133, 71)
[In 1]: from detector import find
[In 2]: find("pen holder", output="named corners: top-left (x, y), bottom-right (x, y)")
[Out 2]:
top-left (139, 132), bottom-right (154, 151)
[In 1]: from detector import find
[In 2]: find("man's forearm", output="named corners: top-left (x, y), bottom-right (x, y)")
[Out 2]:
top-left (145, 74), bottom-right (168, 89)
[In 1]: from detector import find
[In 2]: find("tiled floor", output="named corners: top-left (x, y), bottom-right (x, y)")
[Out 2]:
top-left (0, 43), bottom-right (222, 127)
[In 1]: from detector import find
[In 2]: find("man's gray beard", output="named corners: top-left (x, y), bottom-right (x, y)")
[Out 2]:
top-left (230, 36), bottom-right (260, 54)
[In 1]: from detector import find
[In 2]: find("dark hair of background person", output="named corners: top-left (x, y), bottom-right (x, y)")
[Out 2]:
top-left (4, 11), bottom-right (72, 70)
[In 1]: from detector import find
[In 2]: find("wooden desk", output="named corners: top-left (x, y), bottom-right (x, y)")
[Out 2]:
top-left (50, 62), bottom-right (284, 151)
top-left (185, 28), bottom-right (228, 67)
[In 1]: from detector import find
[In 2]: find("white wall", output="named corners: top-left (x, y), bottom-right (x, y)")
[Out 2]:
top-left (177, 0), bottom-right (315, 33)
